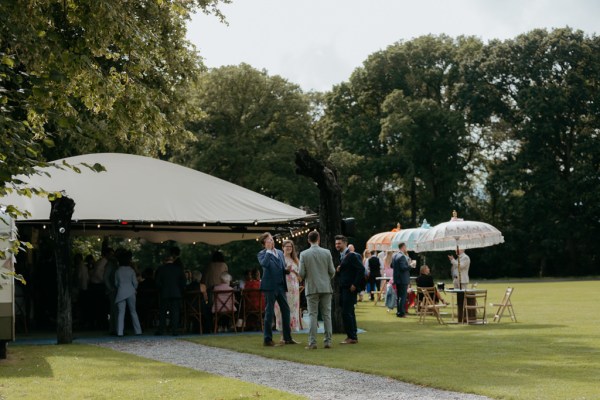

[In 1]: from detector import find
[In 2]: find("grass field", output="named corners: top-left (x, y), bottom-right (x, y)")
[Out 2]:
top-left (2, 281), bottom-right (598, 399)
top-left (0, 344), bottom-right (302, 399)
top-left (190, 280), bottom-right (600, 400)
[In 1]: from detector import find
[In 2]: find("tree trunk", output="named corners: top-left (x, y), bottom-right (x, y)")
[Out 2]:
top-left (295, 149), bottom-right (344, 333)
top-left (50, 196), bottom-right (75, 344)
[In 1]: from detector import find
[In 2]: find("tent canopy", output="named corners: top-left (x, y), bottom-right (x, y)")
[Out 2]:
top-left (2, 153), bottom-right (315, 245)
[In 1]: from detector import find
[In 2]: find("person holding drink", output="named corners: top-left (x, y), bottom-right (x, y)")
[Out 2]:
top-left (257, 232), bottom-right (299, 347)
top-left (391, 243), bottom-right (415, 318)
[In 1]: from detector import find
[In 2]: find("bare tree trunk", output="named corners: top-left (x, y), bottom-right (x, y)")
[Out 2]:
top-left (295, 149), bottom-right (344, 333)
top-left (50, 196), bottom-right (75, 344)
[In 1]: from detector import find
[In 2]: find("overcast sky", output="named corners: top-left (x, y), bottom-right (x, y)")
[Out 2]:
top-left (187, 0), bottom-right (599, 92)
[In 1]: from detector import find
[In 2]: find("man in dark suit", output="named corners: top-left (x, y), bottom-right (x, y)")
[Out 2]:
top-left (391, 242), bottom-right (411, 318)
top-left (335, 235), bottom-right (364, 344)
top-left (155, 246), bottom-right (186, 335)
top-left (257, 232), bottom-right (299, 347)
top-left (367, 250), bottom-right (381, 301)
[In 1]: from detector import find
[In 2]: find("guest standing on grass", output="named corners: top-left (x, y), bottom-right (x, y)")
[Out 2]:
top-left (257, 232), bottom-right (299, 347)
top-left (155, 247), bottom-right (186, 336)
top-left (299, 231), bottom-right (336, 350)
top-left (274, 239), bottom-right (301, 335)
top-left (391, 243), bottom-right (411, 318)
top-left (449, 249), bottom-right (470, 289)
top-left (114, 249), bottom-right (142, 337)
top-left (335, 235), bottom-right (364, 344)
top-left (367, 251), bottom-right (382, 301)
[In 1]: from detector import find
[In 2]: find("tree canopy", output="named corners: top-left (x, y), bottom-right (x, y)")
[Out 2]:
top-left (319, 29), bottom-right (599, 277)
top-left (1, 0), bottom-right (227, 203)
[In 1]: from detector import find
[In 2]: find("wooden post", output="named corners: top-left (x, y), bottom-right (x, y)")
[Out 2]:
top-left (50, 196), bottom-right (75, 344)
top-left (295, 149), bottom-right (344, 333)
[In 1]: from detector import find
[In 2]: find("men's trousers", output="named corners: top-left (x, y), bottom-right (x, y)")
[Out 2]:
top-left (340, 287), bottom-right (358, 340)
top-left (396, 283), bottom-right (409, 316)
top-left (263, 290), bottom-right (291, 343)
top-left (306, 292), bottom-right (332, 346)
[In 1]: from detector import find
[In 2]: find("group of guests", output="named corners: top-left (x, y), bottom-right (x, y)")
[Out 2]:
top-left (72, 230), bottom-right (470, 340)
top-left (73, 246), bottom-right (201, 336)
top-left (362, 245), bottom-right (471, 317)
top-left (257, 231), bottom-right (364, 348)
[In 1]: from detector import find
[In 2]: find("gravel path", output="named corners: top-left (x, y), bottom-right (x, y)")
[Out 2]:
top-left (98, 338), bottom-right (490, 400)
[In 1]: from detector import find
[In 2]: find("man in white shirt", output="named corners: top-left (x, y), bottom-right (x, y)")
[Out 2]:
top-left (448, 250), bottom-right (470, 289)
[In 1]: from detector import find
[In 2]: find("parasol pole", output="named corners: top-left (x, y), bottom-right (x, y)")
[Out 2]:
top-left (456, 243), bottom-right (462, 290)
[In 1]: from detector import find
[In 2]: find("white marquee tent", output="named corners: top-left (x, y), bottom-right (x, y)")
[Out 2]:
top-left (2, 153), bottom-right (315, 245)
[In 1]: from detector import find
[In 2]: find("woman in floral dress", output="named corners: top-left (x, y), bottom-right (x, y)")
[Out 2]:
top-left (274, 240), bottom-right (301, 336)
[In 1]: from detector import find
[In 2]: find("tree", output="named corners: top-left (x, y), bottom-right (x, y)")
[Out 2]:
top-left (1, 0), bottom-right (229, 344)
top-left (320, 35), bottom-right (484, 249)
top-left (482, 28), bottom-right (600, 276)
top-left (1, 0), bottom-right (229, 194)
top-left (177, 64), bottom-right (318, 209)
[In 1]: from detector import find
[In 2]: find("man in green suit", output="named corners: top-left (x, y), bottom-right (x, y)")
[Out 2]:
top-left (299, 230), bottom-right (336, 349)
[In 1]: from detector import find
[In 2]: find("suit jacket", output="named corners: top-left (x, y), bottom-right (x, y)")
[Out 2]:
top-left (299, 244), bottom-right (335, 296)
top-left (391, 252), bottom-right (411, 285)
top-left (114, 265), bottom-right (138, 303)
top-left (155, 261), bottom-right (186, 299)
top-left (338, 249), bottom-right (364, 288)
top-left (367, 255), bottom-right (381, 277)
top-left (257, 248), bottom-right (288, 292)
top-left (415, 274), bottom-right (434, 288)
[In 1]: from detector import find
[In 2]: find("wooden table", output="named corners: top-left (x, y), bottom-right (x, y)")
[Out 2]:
top-left (444, 288), bottom-right (487, 323)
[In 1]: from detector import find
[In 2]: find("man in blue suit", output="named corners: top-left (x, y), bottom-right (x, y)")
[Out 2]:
top-left (257, 232), bottom-right (299, 347)
top-left (391, 242), bottom-right (412, 318)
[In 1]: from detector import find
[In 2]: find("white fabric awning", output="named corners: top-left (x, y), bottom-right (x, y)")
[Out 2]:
top-left (2, 153), bottom-right (315, 245)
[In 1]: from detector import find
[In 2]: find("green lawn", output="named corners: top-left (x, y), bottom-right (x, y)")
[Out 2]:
top-left (0, 344), bottom-right (303, 400)
top-left (190, 280), bottom-right (600, 400)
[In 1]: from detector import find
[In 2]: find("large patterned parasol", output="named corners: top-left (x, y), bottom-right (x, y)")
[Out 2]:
top-left (415, 211), bottom-right (504, 287)
top-left (390, 219), bottom-right (431, 251)
top-left (365, 231), bottom-right (398, 251)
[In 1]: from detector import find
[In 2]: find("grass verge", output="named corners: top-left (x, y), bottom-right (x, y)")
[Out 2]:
top-left (0, 343), bottom-right (303, 399)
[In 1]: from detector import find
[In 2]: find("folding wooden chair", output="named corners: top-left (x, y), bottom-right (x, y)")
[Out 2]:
top-left (239, 288), bottom-right (264, 332)
top-left (490, 287), bottom-right (517, 323)
top-left (464, 289), bottom-right (487, 324)
top-left (417, 287), bottom-right (447, 324)
top-left (212, 289), bottom-right (237, 333)
top-left (184, 289), bottom-right (206, 334)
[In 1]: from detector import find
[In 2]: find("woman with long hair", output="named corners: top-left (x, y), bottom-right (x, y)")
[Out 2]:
top-left (274, 240), bottom-right (301, 337)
